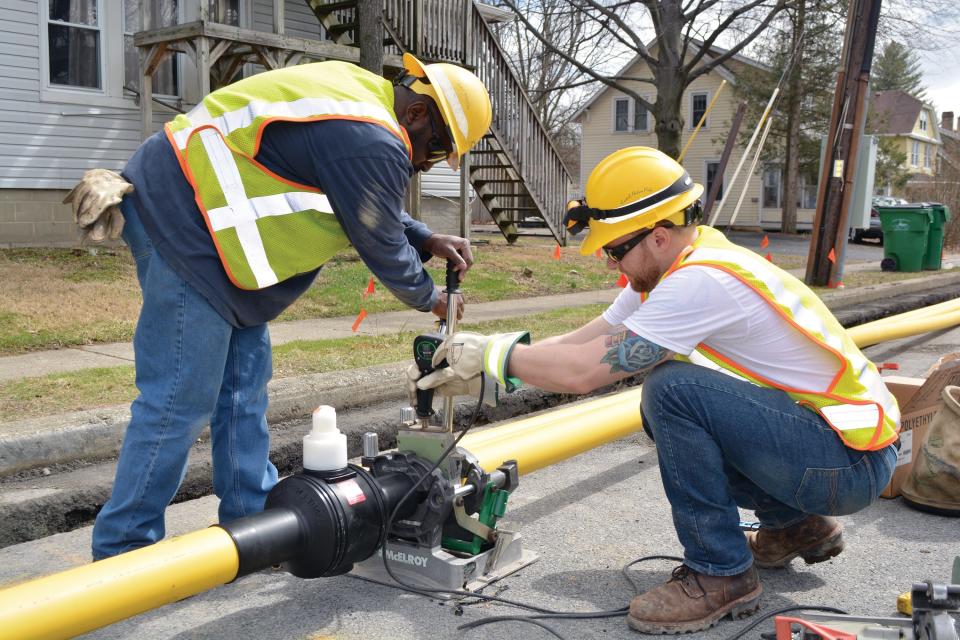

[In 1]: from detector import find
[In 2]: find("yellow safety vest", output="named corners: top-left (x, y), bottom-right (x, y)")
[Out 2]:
top-left (662, 226), bottom-right (899, 451)
top-left (164, 61), bottom-right (412, 290)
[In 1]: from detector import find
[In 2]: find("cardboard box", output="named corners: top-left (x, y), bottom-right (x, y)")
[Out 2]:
top-left (880, 353), bottom-right (960, 498)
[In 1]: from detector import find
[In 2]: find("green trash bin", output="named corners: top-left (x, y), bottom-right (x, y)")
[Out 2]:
top-left (923, 204), bottom-right (951, 270)
top-left (878, 205), bottom-right (933, 272)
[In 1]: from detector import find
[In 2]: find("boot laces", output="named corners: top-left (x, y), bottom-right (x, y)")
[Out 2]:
top-left (669, 565), bottom-right (706, 596)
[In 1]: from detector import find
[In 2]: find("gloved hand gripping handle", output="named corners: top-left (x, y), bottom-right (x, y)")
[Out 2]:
top-left (414, 260), bottom-right (459, 422)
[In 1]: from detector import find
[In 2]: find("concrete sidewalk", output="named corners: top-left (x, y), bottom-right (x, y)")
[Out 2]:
top-left (0, 288), bottom-right (623, 383)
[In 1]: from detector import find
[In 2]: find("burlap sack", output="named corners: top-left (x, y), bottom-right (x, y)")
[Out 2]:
top-left (901, 385), bottom-right (960, 516)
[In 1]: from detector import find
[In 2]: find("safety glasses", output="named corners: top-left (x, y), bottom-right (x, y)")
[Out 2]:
top-left (425, 103), bottom-right (454, 164)
top-left (603, 228), bottom-right (653, 263)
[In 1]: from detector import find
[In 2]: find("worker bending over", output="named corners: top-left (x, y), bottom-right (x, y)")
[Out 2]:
top-left (64, 54), bottom-right (491, 561)
top-left (416, 147), bottom-right (900, 635)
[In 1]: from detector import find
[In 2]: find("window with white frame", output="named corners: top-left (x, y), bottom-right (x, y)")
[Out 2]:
top-left (706, 161), bottom-right (723, 201)
top-left (919, 110), bottom-right (928, 132)
top-left (614, 98), bottom-right (630, 132)
top-left (634, 99), bottom-right (648, 132)
top-left (799, 172), bottom-right (818, 209)
top-left (911, 140), bottom-right (920, 166)
top-left (762, 166), bottom-right (780, 208)
top-left (47, 0), bottom-right (102, 89)
top-left (690, 92), bottom-right (708, 129)
top-left (613, 96), bottom-right (650, 133)
top-left (123, 0), bottom-right (180, 96)
top-left (924, 144), bottom-right (931, 169)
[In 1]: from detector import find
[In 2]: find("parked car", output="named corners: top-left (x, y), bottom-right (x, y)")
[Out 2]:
top-left (850, 196), bottom-right (907, 243)
top-left (517, 215), bottom-right (547, 228)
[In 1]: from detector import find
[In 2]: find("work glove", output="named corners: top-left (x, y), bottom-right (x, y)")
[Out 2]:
top-left (63, 169), bottom-right (134, 243)
top-left (417, 331), bottom-right (530, 396)
top-left (406, 363), bottom-right (481, 404)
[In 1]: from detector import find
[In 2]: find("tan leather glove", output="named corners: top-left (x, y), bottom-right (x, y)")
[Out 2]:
top-left (417, 331), bottom-right (530, 396)
top-left (63, 169), bottom-right (134, 243)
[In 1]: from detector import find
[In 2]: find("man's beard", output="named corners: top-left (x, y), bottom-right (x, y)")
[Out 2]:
top-left (628, 246), bottom-right (662, 293)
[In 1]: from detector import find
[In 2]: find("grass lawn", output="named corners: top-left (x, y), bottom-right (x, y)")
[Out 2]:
top-left (0, 304), bottom-right (605, 423)
top-left (0, 237), bottom-right (615, 355)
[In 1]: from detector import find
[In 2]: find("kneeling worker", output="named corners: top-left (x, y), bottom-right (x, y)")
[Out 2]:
top-left (416, 147), bottom-right (900, 634)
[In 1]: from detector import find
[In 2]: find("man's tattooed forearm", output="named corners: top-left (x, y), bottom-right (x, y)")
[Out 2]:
top-left (600, 330), bottom-right (667, 373)
top-left (603, 326), bottom-right (630, 349)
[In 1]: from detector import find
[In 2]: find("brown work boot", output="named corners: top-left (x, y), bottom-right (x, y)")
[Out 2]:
top-left (746, 515), bottom-right (844, 569)
top-left (626, 565), bottom-right (762, 634)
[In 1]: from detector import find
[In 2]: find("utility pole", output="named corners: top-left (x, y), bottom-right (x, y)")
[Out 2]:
top-left (805, 0), bottom-right (882, 286)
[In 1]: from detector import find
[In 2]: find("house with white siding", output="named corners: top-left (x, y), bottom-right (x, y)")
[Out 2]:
top-left (0, 0), bottom-right (521, 246)
top-left (572, 43), bottom-right (819, 230)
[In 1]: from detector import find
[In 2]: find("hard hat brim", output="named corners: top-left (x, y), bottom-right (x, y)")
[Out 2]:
top-left (403, 52), bottom-right (468, 158)
top-left (578, 183), bottom-right (704, 256)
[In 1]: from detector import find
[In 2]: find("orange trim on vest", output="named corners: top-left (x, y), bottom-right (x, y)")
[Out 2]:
top-left (672, 261), bottom-right (849, 391)
top-left (165, 111), bottom-right (411, 291)
top-left (164, 124), bottom-right (245, 290)
top-left (670, 257), bottom-right (895, 450)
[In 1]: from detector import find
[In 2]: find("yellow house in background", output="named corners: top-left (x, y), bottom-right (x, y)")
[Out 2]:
top-left (572, 43), bottom-right (819, 230)
top-left (866, 90), bottom-right (942, 178)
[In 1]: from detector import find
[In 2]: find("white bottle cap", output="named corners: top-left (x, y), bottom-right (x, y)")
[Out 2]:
top-left (303, 405), bottom-right (347, 471)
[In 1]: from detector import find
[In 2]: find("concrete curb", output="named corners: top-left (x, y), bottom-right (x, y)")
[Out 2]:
top-left (0, 362), bottom-right (410, 477)
top-left (2, 269), bottom-right (960, 479)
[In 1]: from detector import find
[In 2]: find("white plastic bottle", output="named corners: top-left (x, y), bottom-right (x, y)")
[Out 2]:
top-left (303, 405), bottom-right (348, 472)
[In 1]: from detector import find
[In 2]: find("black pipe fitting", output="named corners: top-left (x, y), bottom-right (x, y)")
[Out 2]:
top-left (220, 464), bottom-right (418, 579)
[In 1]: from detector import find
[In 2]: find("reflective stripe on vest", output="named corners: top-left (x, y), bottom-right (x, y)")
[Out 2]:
top-left (164, 62), bottom-right (410, 290)
top-left (666, 226), bottom-right (899, 451)
top-left (169, 96), bottom-right (403, 152)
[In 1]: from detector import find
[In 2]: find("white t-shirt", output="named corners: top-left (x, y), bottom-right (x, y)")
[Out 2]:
top-left (602, 266), bottom-right (839, 392)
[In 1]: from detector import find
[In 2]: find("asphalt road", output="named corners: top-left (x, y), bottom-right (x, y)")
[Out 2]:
top-left (484, 224), bottom-right (888, 264)
top-left (725, 231), bottom-right (884, 263)
top-left (1, 326), bottom-right (958, 639)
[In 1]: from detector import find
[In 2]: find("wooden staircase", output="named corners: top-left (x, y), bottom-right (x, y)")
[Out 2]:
top-left (304, 0), bottom-right (573, 244)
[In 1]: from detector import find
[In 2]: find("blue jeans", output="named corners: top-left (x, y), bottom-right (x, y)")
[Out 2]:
top-left (640, 361), bottom-right (897, 577)
top-left (91, 199), bottom-right (278, 560)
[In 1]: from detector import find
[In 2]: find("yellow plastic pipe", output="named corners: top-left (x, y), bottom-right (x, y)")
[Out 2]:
top-left (0, 527), bottom-right (239, 640)
top-left (869, 297), bottom-right (960, 322)
top-left (848, 308), bottom-right (960, 348)
top-left (462, 387), bottom-right (645, 474)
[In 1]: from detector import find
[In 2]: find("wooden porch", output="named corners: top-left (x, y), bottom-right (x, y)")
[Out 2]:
top-left (133, 0), bottom-right (572, 244)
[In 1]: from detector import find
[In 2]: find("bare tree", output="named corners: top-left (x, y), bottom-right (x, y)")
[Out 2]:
top-left (357, 0), bottom-right (384, 74)
top-left (491, 0), bottom-right (627, 178)
top-left (877, 0), bottom-right (960, 52)
top-left (493, 1), bottom-right (624, 134)
top-left (499, 0), bottom-right (789, 159)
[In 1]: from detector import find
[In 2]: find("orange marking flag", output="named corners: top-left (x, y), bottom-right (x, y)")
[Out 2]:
top-left (828, 248), bottom-right (836, 263)
top-left (363, 276), bottom-right (376, 298)
top-left (553, 245), bottom-right (562, 260)
top-left (617, 273), bottom-right (629, 288)
top-left (351, 309), bottom-right (367, 332)
top-left (595, 248), bottom-right (603, 259)
top-left (765, 253), bottom-right (773, 262)
top-left (760, 235), bottom-right (769, 249)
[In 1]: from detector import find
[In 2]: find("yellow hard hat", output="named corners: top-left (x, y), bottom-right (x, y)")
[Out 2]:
top-left (402, 53), bottom-right (492, 170)
top-left (566, 147), bottom-right (704, 255)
